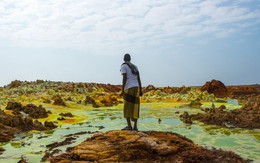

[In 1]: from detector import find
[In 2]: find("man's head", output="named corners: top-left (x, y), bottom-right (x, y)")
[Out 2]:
top-left (124, 53), bottom-right (131, 62)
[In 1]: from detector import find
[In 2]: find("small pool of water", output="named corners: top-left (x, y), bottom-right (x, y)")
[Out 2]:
top-left (0, 102), bottom-right (259, 163)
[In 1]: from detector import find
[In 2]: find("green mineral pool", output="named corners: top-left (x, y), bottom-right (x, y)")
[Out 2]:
top-left (0, 101), bottom-right (259, 163)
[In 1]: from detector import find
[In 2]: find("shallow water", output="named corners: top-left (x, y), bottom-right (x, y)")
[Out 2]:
top-left (0, 101), bottom-right (259, 163)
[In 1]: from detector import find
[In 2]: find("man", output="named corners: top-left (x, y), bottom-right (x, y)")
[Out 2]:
top-left (120, 53), bottom-right (142, 131)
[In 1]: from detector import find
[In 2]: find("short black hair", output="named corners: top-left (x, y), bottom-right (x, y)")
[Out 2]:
top-left (124, 53), bottom-right (131, 61)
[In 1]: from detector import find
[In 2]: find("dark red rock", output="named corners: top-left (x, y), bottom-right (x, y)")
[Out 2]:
top-left (17, 156), bottom-right (27, 163)
top-left (33, 120), bottom-right (44, 130)
top-left (24, 104), bottom-right (48, 118)
top-left (44, 121), bottom-right (57, 129)
top-left (180, 111), bottom-right (193, 124)
top-left (0, 147), bottom-right (5, 154)
top-left (162, 87), bottom-right (174, 93)
top-left (143, 85), bottom-right (156, 93)
top-left (57, 117), bottom-right (66, 121)
top-left (84, 95), bottom-right (95, 105)
top-left (59, 112), bottom-right (73, 117)
top-left (50, 130), bottom-right (249, 163)
top-left (181, 103), bottom-right (260, 129)
top-left (201, 80), bottom-right (228, 98)
top-left (5, 102), bottom-right (48, 119)
top-left (92, 101), bottom-right (100, 108)
top-left (0, 124), bottom-right (18, 142)
top-left (46, 137), bottom-right (76, 150)
top-left (188, 100), bottom-right (203, 108)
top-left (6, 101), bottom-right (24, 112)
top-left (52, 95), bottom-right (66, 106)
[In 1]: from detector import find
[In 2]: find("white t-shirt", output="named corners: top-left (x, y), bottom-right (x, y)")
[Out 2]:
top-left (120, 62), bottom-right (139, 89)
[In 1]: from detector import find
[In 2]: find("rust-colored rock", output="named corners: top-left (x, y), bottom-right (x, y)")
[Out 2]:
top-left (227, 85), bottom-right (260, 97)
top-left (57, 117), bottom-right (66, 121)
top-left (0, 108), bottom-right (34, 131)
top-left (143, 85), bottom-right (156, 93)
top-left (50, 130), bottom-right (248, 163)
top-left (17, 156), bottom-right (28, 163)
top-left (6, 102), bottom-right (49, 119)
top-left (6, 101), bottom-right (24, 112)
top-left (44, 121), bottom-right (57, 129)
top-left (84, 95), bottom-right (95, 105)
top-left (0, 124), bottom-right (18, 142)
top-left (227, 85), bottom-right (260, 105)
top-left (162, 87), bottom-right (174, 93)
top-left (179, 111), bottom-right (193, 124)
top-left (97, 83), bottom-right (121, 92)
top-left (24, 104), bottom-right (48, 118)
top-left (46, 137), bottom-right (76, 150)
top-left (33, 120), bottom-right (57, 131)
top-left (59, 112), bottom-right (73, 117)
top-left (201, 79), bottom-right (228, 98)
top-left (52, 95), bottom-right (66, 106)
top-left (92, 101), bottom-right (100, 108)
top-left (0, 146), bottom-right (5, 154)
top-left (188, 100), bottom-right (203, 108)
top-left (181, 104), bottom-right (260, 129)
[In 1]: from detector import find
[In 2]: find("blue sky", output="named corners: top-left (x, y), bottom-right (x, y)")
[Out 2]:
top-left (0, 0), bottom-right (260, 87)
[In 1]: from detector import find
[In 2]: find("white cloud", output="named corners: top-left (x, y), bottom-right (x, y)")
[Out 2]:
top-left (0, 0), bottom-right (259, 52)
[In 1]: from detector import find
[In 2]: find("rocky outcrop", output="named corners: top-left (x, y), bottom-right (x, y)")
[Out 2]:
top-left (188, 100), bottom-right (203, 108)
top-left (46, 137), bottom-right (76, 150)
top-left (17, 156), bottom-right (28, 163)
top-left (0, 146), bottom-right (5, 154)
top-left (180, 103), bottom-right (260, 129)
top-left (84, 95), bottom-right (95, 105)
top-left (97, 83), bottom-right (121, 93)
top-left (143, 85), bottom-right (156, 93)
top-left (52, 95), bottom-right (66, 106)
top-left (201, 79), bottom-right (228, 98)
top-left (0, 107), bottom-right (56, 142)
top-left (0, 108), bottom-right (33, 130)
top-left (33, 120), bottom-right (57, 131)
top-left (162, 86), bottom-right (174, 93)
top-left (179, 111), bottom-right (193, 124)
top-left (0, 123), bottom-right (18, 142)
top-left (24, 104), bottom-right (49, 118)
top-left (8, 80), bottom-right (22, 88)
top-left (59, 112), bottom-right (73, 117)
top-left (100, 94), bottom-right (119, 107)
top-left (6, 102), bottom-right (49, 118)
top-left (227, 85), bottom-right (260, 97)
top-left (227, 85), bottom-right (260, 105)
top-left (85, 94), bottom-right (120, 108)
top-left (49, 130), bottom-right (248, 163)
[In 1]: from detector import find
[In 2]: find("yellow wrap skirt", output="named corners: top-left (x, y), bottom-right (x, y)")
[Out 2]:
top-left (123, 87), bottom-right (140, 119)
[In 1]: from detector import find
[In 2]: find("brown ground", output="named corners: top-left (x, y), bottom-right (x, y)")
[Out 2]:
top-left (180, 102), bottom-right (260, 129)
top-left (49, 130), bottom-right (249, 163)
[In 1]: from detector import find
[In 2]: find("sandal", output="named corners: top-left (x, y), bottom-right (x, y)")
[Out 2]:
top-left (122, 126), bottom-right (132, 130)
top-left (133, 126), bottom-right (138, 131)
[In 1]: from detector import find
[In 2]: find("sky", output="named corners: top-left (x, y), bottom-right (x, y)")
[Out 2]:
top-left (0, 0), bottom-right (260, 87)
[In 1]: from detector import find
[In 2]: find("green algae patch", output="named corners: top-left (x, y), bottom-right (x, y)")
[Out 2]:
top-left (10, 142), bottom-right (21, 148)
top-left (44, 130), bottom-right (55, 135)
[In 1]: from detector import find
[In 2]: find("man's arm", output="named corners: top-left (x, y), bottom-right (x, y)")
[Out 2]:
top-left (121, 73), bottom-right (127, 95)
top-left (137, 73), bottom-right (142, 96)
